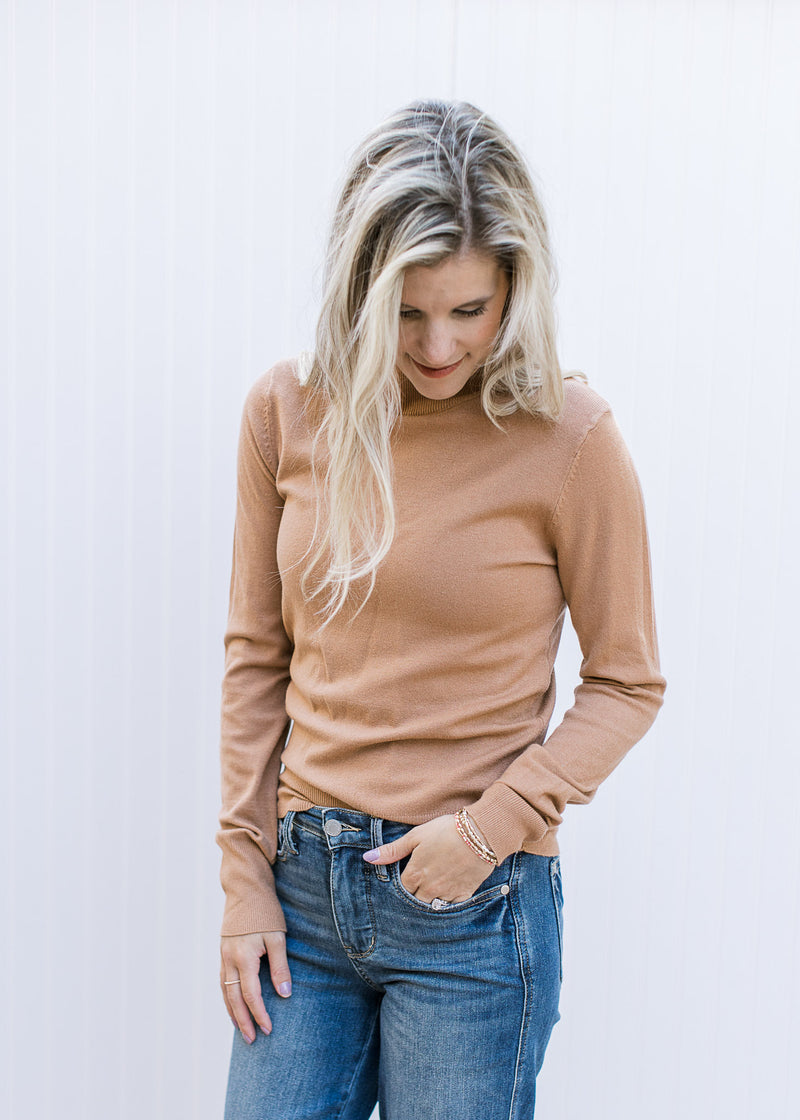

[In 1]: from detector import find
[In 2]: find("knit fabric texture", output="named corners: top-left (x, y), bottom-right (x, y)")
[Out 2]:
top-left (217, 359), bottom-right (666, 936)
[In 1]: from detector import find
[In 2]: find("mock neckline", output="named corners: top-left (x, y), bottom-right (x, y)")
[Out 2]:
top-left (399, 371), bottom-right (483, 416)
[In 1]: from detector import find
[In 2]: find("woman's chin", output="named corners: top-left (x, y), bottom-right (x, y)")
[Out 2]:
top-left (399, 363), bottom-right (477, 400)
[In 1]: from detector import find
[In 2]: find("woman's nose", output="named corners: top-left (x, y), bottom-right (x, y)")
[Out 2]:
top-left (417, 322), bottom-right (458, 366)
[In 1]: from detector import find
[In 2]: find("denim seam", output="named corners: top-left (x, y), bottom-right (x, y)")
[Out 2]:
top-left (329, 856), bottom-right (379, 963)
top-left (388, 861), bottom-right (504, 915)
top-left (341, 949), bottom-right (383, 993)
top-left (370, 817), bottom-right (389, 880)
top-left (549, 857), bottom-right (564, 983)
top-left (294, 817), bottom-right (365, 844)
top-left (507, 853), bottom-right (532, 1120)
top-left (292, 816), bottom-right (326, 842)
top-left (276, 810), bottom-right (298, 860)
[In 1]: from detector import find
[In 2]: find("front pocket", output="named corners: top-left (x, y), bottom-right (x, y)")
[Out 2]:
top-left (389, 856), bottom-right (512, 914)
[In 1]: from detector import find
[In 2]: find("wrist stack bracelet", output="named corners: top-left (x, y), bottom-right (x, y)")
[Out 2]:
top-left (454, 808), bottom-right (498, 865)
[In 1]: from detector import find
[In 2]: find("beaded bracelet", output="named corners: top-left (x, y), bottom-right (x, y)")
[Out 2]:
top-left (454, 808), bottom-right (498, 865)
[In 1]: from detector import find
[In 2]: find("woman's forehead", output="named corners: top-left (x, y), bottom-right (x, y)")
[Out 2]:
top-left (400, 251), bottom-right (504, 306)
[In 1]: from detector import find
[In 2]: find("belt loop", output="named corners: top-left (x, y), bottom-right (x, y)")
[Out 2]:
top-left (370, 816), bottom-right (389, 880)
top-left (281, 809), bottom-right (298, 857)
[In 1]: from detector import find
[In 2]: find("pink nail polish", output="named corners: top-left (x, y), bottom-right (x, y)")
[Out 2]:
top-left (363, 849), bottom-right (380, 862)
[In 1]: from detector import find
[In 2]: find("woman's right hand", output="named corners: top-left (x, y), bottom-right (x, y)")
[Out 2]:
top-left (220, 931), bottom-right (292, 1043)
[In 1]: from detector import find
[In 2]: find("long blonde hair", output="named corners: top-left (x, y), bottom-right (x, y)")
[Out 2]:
top-left (304, 99), bottom-right (565, 620)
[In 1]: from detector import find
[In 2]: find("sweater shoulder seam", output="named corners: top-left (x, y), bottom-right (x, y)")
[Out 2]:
top-left (247, 360), bottom-right (298, 481)
top-left (549, 406), bottom-right (612, 529)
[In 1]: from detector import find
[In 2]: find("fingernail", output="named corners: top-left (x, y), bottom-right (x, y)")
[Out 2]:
top-left (261, 1024), bottom-right (272, 1036)
top-left (243, 1033), bottom-right (253, 1045)
top-left (278, 981), bottom-right (292, 997)
top-left (363, 849), bottom-right (380, 862)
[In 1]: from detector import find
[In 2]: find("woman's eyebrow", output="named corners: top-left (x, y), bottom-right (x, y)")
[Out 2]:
top-left (455, 296), bottom-right (491, 307)
top-left (399, 295), bottom-right (492, 310)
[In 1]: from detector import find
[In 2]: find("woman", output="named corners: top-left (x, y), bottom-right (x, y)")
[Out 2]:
top-left (217, 99), bottom-right (665, 1119)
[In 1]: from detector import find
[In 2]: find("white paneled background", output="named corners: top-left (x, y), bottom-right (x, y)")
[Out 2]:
top-left (2, 1), bottom-right (798, 1117)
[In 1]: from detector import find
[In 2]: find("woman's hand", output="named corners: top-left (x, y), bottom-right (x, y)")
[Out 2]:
top-left (220, 931), bottom-right (292, 1044)
top-left (363, 814), bottom-right (495, 903)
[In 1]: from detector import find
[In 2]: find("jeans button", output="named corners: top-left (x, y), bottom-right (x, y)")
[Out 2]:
top-left (323, 818), bottom-right (343, 837)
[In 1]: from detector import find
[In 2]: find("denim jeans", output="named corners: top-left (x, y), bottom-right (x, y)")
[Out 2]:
top-left (224, 806), bottom-right (563, 1120)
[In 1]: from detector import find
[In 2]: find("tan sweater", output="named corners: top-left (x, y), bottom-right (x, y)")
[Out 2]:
top-left (217, 359), bottom-right (666, 936)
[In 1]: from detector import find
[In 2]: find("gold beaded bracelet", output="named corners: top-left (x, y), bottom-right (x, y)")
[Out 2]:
top-left (454, 808), bottom-right (498, 865)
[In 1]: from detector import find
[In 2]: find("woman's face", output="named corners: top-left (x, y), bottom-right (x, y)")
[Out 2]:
top-left (396, 250), bottom-right (510, 400)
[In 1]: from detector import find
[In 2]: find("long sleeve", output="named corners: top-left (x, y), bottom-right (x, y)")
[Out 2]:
top-left (467, 408), bottom-right (667, 861)
top-left (216, 375), bottom-right (293, 936)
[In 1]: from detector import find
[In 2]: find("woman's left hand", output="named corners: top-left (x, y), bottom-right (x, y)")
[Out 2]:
top-left (363, 814), bottom-right (495, 904)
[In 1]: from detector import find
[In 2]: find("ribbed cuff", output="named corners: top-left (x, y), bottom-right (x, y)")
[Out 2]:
top-left (220, 887), bottom-right (287, 937)
top-left (219, 849), bottom-right (287, 936)
top-left (466, 782), bottom-right (549, 864)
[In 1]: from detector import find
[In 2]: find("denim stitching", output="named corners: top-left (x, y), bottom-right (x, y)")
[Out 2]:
top-left (293, 816), bottom-right (326, 841)
top-left (329, 853), bottom-right (379, 962)
top-left (339, 948), bottom-right (382, 994)
top-left (346, 865), bottom-right (379, 960)
top-left (388, 859), bottom-right (507, 914)
top-left (549, 857), bottom-right (564, 982)
top-left (507, 854), bottom-right (532, 1120)
top-left (370, 817), bottom-right (389, 880)
top-left (275, 810), bottom-right (298, 861)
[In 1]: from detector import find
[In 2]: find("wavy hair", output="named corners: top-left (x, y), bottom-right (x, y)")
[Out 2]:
top-left (303, 99), bottom-right (566, 620)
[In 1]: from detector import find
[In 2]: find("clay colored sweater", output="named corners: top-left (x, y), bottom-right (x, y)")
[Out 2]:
top-left (217, 359), bottom-right (666, 936)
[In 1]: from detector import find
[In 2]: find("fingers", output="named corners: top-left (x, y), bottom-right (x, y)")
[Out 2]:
top-left (264, 931), bottom-right (293, 999)
top-left (222, 964), bottom-right (268, 1044)
top-left (364, 815), bottom-right (494, 902)
top-left (221, 932), bottom-right (287, 1044)
top-left (362, 827), bottom-right (419, 866)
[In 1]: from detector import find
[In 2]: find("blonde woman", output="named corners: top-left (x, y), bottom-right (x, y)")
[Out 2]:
top-left (217, 100), bottom-right (665, 1119)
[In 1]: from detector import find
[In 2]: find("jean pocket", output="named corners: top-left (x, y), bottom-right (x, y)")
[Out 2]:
top-left (549, 856), bottom-right (564, 981)
top-left (389, 856), bottom-right (511, 915)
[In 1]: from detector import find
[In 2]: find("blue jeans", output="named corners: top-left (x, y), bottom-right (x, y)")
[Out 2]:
top-left (224, 807), bottom-right (563, 1120)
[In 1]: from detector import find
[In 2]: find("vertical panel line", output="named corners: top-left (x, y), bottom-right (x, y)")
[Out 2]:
top-left (4, 0), bottom-right (18, 1110)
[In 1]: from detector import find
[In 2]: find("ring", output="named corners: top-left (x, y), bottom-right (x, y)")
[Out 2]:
top-left (431, 897), bottom-right (448, 910)
top-left (224, 979), bottom-right (242, 986)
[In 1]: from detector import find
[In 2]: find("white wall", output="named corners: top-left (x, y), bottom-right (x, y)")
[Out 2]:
top-left (2, 1), bottom-right (798, 1117)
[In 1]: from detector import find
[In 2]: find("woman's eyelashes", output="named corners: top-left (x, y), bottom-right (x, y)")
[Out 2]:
top-left (399, 304), bottom-right (487, 320)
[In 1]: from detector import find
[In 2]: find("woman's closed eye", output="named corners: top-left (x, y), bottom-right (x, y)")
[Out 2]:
top-left (399, 304), bottom-right (487, 321)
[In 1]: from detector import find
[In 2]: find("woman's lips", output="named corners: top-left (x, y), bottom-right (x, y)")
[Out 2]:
top-left (410, 357), bottom-right (465, 379)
